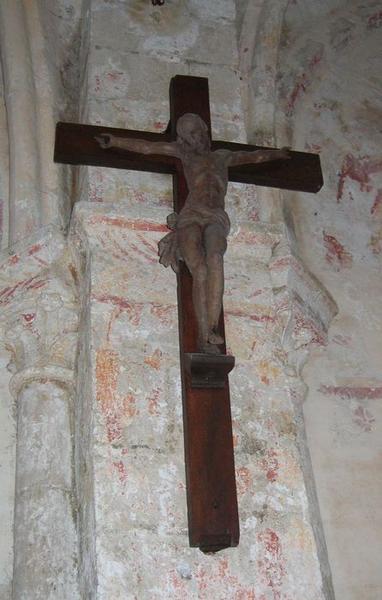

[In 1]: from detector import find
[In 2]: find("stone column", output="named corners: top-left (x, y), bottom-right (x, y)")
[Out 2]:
top-left (0, 0), bottom-right (81, 247)
top-left (5, 292), bottom-right (79, 599)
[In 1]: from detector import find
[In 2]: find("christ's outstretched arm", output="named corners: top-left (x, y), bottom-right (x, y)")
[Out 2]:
top-left (227, 147), bottom-right (290, 167)
top-left (95, 133), bottom-right (180, 157)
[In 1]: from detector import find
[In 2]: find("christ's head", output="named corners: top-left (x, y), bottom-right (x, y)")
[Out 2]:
top-left (176, 113), bottom-right (210, 153)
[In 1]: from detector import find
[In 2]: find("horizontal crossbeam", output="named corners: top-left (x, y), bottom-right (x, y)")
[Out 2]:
top-left (54, 122), bottom-right (323, 193)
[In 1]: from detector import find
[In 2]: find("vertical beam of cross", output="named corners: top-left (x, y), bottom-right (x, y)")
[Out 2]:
top-left (169, 76), bottom-right (239, 552)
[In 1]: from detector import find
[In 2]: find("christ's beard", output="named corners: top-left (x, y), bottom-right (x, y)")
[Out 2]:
top-left (191, 140), bottom-right (209, 154)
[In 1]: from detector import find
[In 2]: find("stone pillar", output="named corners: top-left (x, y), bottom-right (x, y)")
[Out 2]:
top-left (0, 0), bottom-right (81, 247)
top-left (5, 292), bottom-right (79, 599)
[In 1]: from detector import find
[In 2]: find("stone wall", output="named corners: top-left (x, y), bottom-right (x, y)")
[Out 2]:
top-left (0, 0), bottom-right (380, 598)
top-left (275, 2), bottom-right (382, 599)
top-left (69, 1), bottom-right (334, 598)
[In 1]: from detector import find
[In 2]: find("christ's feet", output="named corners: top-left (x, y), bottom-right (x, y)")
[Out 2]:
top-left (198, 330), bottom-right (224, 354)
top-left (201, 342), bottom-right (221, 354)
top-left (208, 330), bottom-right (224, 345)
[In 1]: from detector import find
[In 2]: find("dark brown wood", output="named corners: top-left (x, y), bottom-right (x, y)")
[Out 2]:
top-left (54, 74), bottom-right (324, 553)
top-left (220, 143), bottom-right (323, 193)
top-left (168, 76), bottom-right (239, 551)
top-left (54, 122), bottom-right (176, 174)
top-left (54, 108), bottom-right (323, 195)
top-left (184, 353), bottom-right (235, 388)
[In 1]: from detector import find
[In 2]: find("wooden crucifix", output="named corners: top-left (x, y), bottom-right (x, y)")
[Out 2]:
top-left (54, 75), bottom-right (323, 553)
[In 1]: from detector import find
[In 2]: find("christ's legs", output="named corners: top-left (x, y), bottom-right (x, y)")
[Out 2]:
top-left (177, 224), bottom-right (210, 351)
top-left (204, 223), bottom-right (227, 345)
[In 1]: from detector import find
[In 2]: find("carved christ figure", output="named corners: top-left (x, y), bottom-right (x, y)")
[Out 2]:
top-left (96, 114), bottom-right (289, 354)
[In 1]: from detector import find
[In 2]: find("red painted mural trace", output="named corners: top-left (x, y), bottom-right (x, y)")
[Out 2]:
top-left (337, 154), bottom-right (382, 202)
top-left (257, 529), bottom-right (286, 600)
top-left (323, 231), bottom-right (353, 270)
top-left (371, 190), bottom-right (382, 215)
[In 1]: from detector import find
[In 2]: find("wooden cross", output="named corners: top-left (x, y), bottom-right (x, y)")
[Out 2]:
top-left (54, 75), bottom-right (323, 553)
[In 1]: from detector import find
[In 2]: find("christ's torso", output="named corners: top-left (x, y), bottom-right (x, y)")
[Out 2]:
top-left (180, 149), bottom-right (229, 209)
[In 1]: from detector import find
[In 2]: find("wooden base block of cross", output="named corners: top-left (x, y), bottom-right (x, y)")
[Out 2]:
top-left (55, 75), bottom-right (323, 552)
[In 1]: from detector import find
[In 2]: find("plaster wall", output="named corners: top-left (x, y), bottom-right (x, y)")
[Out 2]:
top-left (0, 0), bottom-right (380, 598)
top-left (0, 48), bottom-right (13, 599)
top-left (0, 0), bottom-right (83, 248)
top-left (71, 1), bottom-right (333, 598)
top-left (275, 2), bottom-right (382, 599)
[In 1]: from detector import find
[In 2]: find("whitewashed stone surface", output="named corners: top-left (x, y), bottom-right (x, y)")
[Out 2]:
top-left (64, 1), bottom-right (337, 597)
top-left (0, 0), bottom-right (380, 598)
top-left (275, 1), bottom-right (382, 599)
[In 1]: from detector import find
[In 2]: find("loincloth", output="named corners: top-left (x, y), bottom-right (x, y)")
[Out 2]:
top-left (158, 207), bottom-right (230, 273)
top-left (176, 205), bottom-right (230, 236)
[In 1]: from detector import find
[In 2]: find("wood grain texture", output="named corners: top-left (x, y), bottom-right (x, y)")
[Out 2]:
top-left (54, 121), bottom-right (176, 174)
top-left (169, 75), bottom-right (240, 552)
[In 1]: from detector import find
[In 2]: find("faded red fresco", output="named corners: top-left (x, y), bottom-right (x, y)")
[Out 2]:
top-left (150, 304), bottom-right (175, 325)
top-left (235, 230), bottom-right (275, 246)
top-left (96, 347), bottom-right (122, 443)
top-left (352, 405), bottom-right (375, 432)
top-left (257, 529), bottom-right (286, 600)
top-left (144, 348), bottom-right (162, 370)
top-left (305, 142), bottom-right (322, 153)
top-left (94, 294), bottom-right (144, 326)
top-left (89, 170), bottom-right (104, 202)
top-left (323, 231), bottom-right (353, 270)
top-left (166, 559), bottom-right (258, 600)
top-left (260, 448), bottom-right (279, 483)
top-left (286, 50), bottom-right (323, 116)
top-left (97, 227), bottom-right (158, 264)
top-left (371, 190), bottom-right (382, 216)
top-left (226, 308), bottom-right (274, 324)
top-left (337, 154), bottom-right (382, 201)
top-left (0, 275), bottom-right (47, 306)
top-left (319, 385), bottom-right (382, 400)
top-left (104, 70), bottom-right (124, 82)
top-left (294, 310), bottom-right (326, 346)
top-left (270, 255), bottom-right (305, 276)
top-left (123, 393), bottom-right (138, 418)
top-left (369, 228), bottom-right (382, 254)
top-left (257, 360), bottom-right (281, 386)
top-left (96, 347), bottom-right (138, 443)
top-left (28, 243), bottom-right (43, 256)
top-left (196, 558), bottom-right (257, 600)
top-left (148, 387), bottom-right (161, 415)
top-left (89, 214), bottom-right (168, 232)
top-left (22, 313), bottom-right (36, 323)
top-left (8, 254), bottom-right (20, 265)
top-left (332, 333), bottom-right (352, 347)
top-left (128, 240), bottom-right (157, 264)
top-left (367, 10), bottom-right (382, 29)
top-left (153, 120), bottom-right (167, 131)
top-left (236, 466), bottom-right (253, 495)
top-left (113, 459), bottom-right (128, 485)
